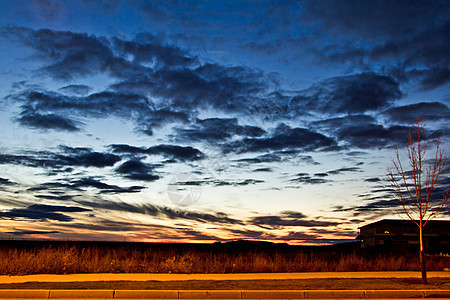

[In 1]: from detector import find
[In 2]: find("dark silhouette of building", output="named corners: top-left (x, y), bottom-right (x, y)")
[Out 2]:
top-left (358, 219), bottom-right (450, 253)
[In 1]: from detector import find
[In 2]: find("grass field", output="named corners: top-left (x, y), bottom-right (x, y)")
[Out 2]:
top-left (0, 241), bottom-right (448, 275)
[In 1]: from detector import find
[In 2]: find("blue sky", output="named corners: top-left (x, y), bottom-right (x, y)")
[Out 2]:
top-left (0, 0), bottom-right (448, 244)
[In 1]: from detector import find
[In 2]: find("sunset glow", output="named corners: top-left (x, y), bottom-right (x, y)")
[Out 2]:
top-left (0, 1), bottom-right (448, 244)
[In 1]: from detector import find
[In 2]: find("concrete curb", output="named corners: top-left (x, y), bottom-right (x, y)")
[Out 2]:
top-left (0, 290), bottom-right (49, 298)
top-left (0, 289), bottom-right (449, 299)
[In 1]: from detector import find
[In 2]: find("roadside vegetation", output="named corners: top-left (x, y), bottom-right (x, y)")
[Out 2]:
top-left (0, 243), bottom-right (448, 275)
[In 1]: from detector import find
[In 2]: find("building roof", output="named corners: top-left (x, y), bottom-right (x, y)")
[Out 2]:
top-left (358, 219), bottom-right (450, 229)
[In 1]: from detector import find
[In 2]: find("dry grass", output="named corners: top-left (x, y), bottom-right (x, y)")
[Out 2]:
top-left (0, 244), bottom-right (448, 275)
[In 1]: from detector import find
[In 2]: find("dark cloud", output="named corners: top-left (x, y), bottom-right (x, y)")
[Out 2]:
top-left (213, 179), bottom-right (264, 186)
top-left (0, 204), bottom-right (90, 222)
top-left (250, 215), bottom-right (338, 229)
top-left (72, 177), bottom-right (144, 194)
top-left (58, 145), bottom-right (93, 154)
top-left (225, 124), bottom-right (336, 153)
top-left (34, 194), bottom-right (74, 201)
top-left (76, 199), bottom-right (243, 225)
top-left (418, 67), bottom-right (450, 91)
top-left (60, 152), bottom-right (121, 168)
top-left (110, 144), bottom-right (204, 161)
top-left (161, 207), bottom-right (243, 225)
top-left (365, 177), bottom-right (382, 183)
top-left (314, 173), bottom-right (328, 177)
top-left (253, 167), bottom-right (273, 172)
top-left (249, 211), bottom-right (339, 229)
top-left (363, 173), bottom-right (450, 210)
top-left (58, 84), bottom-right (91, 95)
top-left (1, 26), bottom-right (113, 80)
top-left (332, 199), bottom-right (399, 217)
top-left (312, 115), bottom-right (376, 133)
top-left (3, 27), bottom-right (272, 119)
top-left (135, 109), bottom-right (190, 136)
top-left (75, 199), bottom-right (159, 216)
top-left (81, 91), bottom-right (153, 117)
top-left (171, 178), bottom-right (264, 187)
top-left (335, 174), bottom-right (450, 216)
top-left (289, 173), bottom-right (329, 185)
top-left (241, 1), bottom-right (448, 93)
top-left (179, 229), bottom-right (221, 241)
top-left (226, 228), bottom-right (275, 240)
top-left (7, 229), bottom-right (60, 236)
top-left (282, 231), bottom-right (319, 241)
top-left (147, 64), bottom-right (268, 113)
top-left (17, 112), bottom-right (80, 131)
top-left (236, 152), bottom-right (319, 165)
top-left (368, 20), bottom-right (449, 66)
top-left (0, 147), bottom-right (120, 171)
top-left (147, 144), bottom-right (205, 161)
top-left (58, 219), bottom-right (198, 239)
top-left (316, 114), bottom-right (444, 150)
top-left (148, 108), bottom-right (190, 124)
top-left (0, 177), bottom-right (15, 186)
top-left (0, 153), bottom-right (56, 169)
top-left (176, 118), bottom-right (265, 142)
top-left (64, 219), bottom-right (152, 232)
top-left (354, 200), bottom-right (399, 212)
top-left (328, 167), bottom-right (361, 175)
top-left (29, 177), bottom-right (145, 194)
top-left (2, 26), bottom-right (413, 160)
top-left (235, 153), bottom-right (283, 164)
top-left (112, 33), bottom-right (197, 68)
top-left (291, 73), bottom-right (401, 114)
top-left (280, 211), bottom-right (308, 219)
top-left (6, 87), bottom-right (156, 133)
top-left (384, 102), bottom-right (450, 124)
top-left (312, 15), bottom-right (449, 90)
top-left (109, 144), bottom-right (149, 155)
top-left (337, 124), bottom-right (411, 149)
top-left (115, 159), bottom-right (159, 182)
top-left (116, 160), bottom-right (150, 174)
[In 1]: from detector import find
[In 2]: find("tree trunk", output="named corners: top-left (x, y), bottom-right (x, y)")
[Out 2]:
top-left (420, 250), bottom-right (427, 285)
top-left (419, 226), bottom-right (427, 285)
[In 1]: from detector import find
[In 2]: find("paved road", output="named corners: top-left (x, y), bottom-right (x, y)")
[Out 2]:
top-left (0, 271), bottom-right (449, 284)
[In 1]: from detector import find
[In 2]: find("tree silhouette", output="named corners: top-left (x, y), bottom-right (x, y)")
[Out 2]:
top-left (387, 119), bottom-right (448, 285)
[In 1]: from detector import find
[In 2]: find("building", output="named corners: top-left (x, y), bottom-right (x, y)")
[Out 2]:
top-left (358, 219), bottom-right (450, 253)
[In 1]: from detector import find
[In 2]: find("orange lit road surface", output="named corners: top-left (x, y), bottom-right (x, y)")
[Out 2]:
top-left (0, 271), bottom-right (449, 284)
top-left (1, 272), bottom-right (449, 299)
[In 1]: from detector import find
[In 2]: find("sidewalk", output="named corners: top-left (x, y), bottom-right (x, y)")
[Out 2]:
top-left (0, 271), bottom-right (449, 284)
top-left (0, 288), bottom-right (450, 299)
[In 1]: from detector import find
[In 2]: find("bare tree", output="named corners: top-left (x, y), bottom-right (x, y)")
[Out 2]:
top-left (387, 119), bottom-right (449, 285)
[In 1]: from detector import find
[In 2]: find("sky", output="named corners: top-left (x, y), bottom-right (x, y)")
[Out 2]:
top-left (0, 0), bottom-right (449, 244)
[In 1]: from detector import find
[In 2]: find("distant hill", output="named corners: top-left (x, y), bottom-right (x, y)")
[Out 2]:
top-left (0, 239), bottom-right (359, 253)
